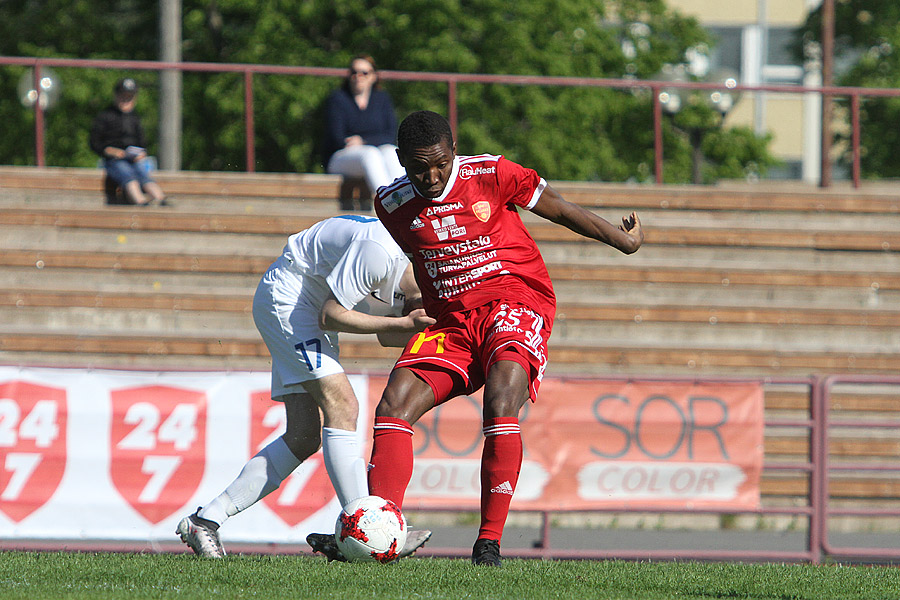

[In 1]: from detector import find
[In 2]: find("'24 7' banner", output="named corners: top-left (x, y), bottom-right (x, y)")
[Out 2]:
top-left (0, 368), bottom-right (762, 546)
top-left (368, 377), bottom-right (764, 511)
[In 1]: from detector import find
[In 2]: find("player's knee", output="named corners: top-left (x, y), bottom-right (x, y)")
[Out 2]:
top-left (375, 388), bottom-right (431, 423)
top-left (483, 394), bottom-right (527, 419)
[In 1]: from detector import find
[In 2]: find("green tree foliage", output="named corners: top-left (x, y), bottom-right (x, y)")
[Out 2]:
top-left (0, 0), bottom-right (774, 182)
top-left (796, 0), bottom-right (900, 178)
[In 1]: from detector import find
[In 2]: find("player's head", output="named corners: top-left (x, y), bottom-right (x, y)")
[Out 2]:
top-left (396, 111), bottom-right (456, 199)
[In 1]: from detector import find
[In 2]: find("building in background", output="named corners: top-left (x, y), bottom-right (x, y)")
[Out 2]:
top-left (668, 0), bottom-right (824, 182)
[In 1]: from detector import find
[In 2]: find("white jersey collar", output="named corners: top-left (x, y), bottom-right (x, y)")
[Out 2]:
top-left (431, 155), bottom-right (461, 203)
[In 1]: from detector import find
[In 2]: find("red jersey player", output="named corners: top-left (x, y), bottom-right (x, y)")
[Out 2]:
top-left (369, 110), bottom-right (643, 566)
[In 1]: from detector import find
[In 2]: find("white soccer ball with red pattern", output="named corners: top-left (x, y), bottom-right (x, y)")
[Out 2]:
top-left (335, 495), bottom-right (408, 563)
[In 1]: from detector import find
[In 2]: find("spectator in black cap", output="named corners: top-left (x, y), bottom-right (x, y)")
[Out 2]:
top-left (89, 78), bottom-right (169, 206)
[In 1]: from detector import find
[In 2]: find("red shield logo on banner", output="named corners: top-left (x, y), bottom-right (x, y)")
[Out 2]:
top-left (110, 386), bottom-right (206, 524)
top-left (472, 201), bottom-right (491, 222)
top-left (251, 391), bottom-right (335, 526)
top-left (0, 380), bottom-right (67, 523)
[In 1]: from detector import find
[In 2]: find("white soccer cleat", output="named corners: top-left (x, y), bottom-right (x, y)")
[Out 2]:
top-left (176, 509), bottom-right (226, 558)
top-left (399, 529), bottom-right (432, 558)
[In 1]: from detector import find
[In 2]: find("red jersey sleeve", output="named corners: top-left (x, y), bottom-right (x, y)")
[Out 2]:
top-left (496, 156), bottom-right (546, 211)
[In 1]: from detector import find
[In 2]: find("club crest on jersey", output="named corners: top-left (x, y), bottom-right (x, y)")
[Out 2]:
top-left (381, 185), bottom-right (415, 213)
top-left (473, 201), bottom-right (491, 222)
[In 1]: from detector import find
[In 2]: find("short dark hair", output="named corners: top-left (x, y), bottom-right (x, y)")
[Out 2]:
top-left (397, 111), bottom-right (454, 156)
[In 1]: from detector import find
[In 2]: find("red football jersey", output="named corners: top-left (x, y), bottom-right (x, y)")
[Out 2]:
top-left (374, 154), bottom-right (556, 323)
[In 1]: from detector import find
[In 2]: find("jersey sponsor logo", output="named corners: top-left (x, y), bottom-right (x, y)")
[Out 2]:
top-left (410, 217), bottom-right (425, 230)
top-left (459, 164), bottom-right (496, 180)
top-left (432, 261), bottom-right (503, 298)
top-left (430, 215), bottom-right (467, 241)
top-left (418, 235), bottom-right (492, 260)
top-left (382, 186), bottom-right (415, 213)
top-left (424, 250), bottom-right (499, 278)
top-left (425, 202), bottom-right (463, 216)
top-left (472, 201), bottom-right (491, 222)
top-left (409, 332), bottom-right (446, 354)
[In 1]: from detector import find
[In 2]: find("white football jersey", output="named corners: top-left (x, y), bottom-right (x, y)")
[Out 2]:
top-left (283, 215), bottom-right (409, 317)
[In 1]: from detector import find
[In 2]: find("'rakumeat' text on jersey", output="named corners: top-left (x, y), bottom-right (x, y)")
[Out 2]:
top-left (374, 154), bottom-right (556, 322)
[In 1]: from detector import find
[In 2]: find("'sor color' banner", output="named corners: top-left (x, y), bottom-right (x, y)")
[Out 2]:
top-left (0, 367), bottom-right (762, 545)
top-left (370, 377), bottom-right (764, 511)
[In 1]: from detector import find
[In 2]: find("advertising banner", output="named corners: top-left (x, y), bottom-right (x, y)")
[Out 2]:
top-left (370, 377), bottom-right (764, 511)
top-left (0, 367), bottom-right (368, 545)
top-left (0, 367), bottom-right (762, 546)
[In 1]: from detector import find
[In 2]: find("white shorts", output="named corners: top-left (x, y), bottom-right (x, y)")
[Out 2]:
top-left (252, 256), bottom-right (344, 398)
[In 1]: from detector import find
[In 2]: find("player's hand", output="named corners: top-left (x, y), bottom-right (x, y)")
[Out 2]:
top-left (620, 211), bottom-right (641, 233)
top-left (406, 308), bottom-right (436, 331)
top-left (618, 211), bottom-right (643, 253)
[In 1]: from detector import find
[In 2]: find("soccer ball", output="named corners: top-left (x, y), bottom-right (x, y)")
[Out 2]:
top-left (335, 495), bottom-right (407, 563)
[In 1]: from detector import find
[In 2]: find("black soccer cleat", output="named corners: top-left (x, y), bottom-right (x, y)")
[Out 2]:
top-left (306, 532), bottom-right (348, 562)
top-left (471, 538), bottom-right (502, 567)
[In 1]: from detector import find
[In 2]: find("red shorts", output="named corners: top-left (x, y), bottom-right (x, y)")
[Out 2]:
top-left (394, 299), bottom-right (551, 405)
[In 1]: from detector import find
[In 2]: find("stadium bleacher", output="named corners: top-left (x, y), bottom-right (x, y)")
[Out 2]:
top-left (1, 165), bottom-right (898, 376)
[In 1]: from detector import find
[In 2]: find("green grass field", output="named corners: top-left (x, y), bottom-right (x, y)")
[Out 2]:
top-left (0, 552), bottom-right (898, 600)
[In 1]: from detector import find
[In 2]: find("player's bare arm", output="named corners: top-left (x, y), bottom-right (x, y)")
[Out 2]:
top-left (531, 185), bottom-right (643, 254)
top-left (378, 265), bottom-right (434, 347)
top-left (319, 296), bottom-right (435, 336)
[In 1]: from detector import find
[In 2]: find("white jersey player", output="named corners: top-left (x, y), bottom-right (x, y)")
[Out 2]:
top-left (177, 215), bottom-right (435, 558)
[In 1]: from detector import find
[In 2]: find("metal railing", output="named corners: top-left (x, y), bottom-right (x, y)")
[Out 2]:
top-left (416, 375), bottom-right (900, 563)
top-left (4, 55), bottom-right (900, 187)
top-left (819, 375), bottom-right (900, 562)
top-left (418, 375), bottom-right (825, 563)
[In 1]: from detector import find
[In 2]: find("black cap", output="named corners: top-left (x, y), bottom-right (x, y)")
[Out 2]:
top-left (114, 78), bottom-right (138, 96)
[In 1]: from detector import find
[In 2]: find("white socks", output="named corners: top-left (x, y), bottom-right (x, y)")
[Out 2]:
top-left (196, 427), bottom-right (368, 526)
top-left (322, 426), bottom-right (368, 507)
top-left (198, 436), bottom-right (301, 526)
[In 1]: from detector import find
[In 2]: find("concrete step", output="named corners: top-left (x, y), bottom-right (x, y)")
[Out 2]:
top-left (4, 166), bottom-right (899, 214)
top-left (0, 267), bottom-right (260, 296)
top-left (0, 187), bottom-right (344, 215)
top-left (3, 221), bottom-right (897, 275)
top-left (550, 320), bottom-right (900, 353)
top-left (5, 186), bottom-right (900, 230)
top-left (4, 304), bottom-right (896, 355)
top-left (551, 280), bottom-right (893, 310)
top-left (1, 206), bottom-right (898, 252)
top-left (6, 283), bottom-right (896, 320)
top-left (2, 329), bottom-right (897, 377)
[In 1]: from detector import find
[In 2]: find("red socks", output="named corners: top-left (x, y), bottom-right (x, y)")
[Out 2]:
top-left (368, 414), bottom-right (522, 543)
top-left (367, 417), bottom-right (414, 508)
top-left (479, 418), bottom-right (522, 541)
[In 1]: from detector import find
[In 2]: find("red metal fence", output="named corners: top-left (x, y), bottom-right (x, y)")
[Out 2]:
top-left (4, 55), bottom-right (900, 187)
top-left (422, 375), bottom-right (826, 562)
top-left (419, 375), bottom-right (900, 563)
